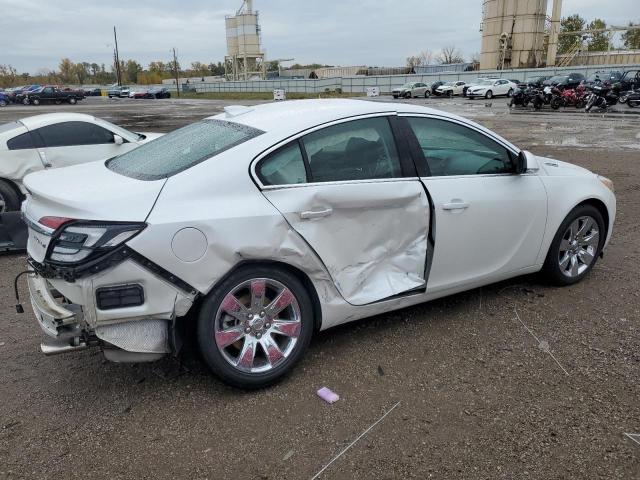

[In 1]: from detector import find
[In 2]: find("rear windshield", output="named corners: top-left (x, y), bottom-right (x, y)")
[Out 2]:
top-left (106, 119), bottom-right (263, 180)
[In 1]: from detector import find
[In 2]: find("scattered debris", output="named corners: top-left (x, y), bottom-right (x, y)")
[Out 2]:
top-left (310, 401), bottom-right (401, 480)
top-left (283, 449), bottom-right (295, 461)
top-left (624, 433), bottom-right (640, 446)
top-left (317, 387), bottom-right (339, 404)
top-left (377, 365), bottom-right (385, 376)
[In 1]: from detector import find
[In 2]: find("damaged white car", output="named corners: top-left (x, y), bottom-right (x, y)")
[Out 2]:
top-left (0, 113), bottom-right (162, 212)
top-left (21, 100), bottom-right (615, 388)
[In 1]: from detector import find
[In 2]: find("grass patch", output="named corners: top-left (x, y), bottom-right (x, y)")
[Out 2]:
top-left (178, 91), bottom-right (365, 101)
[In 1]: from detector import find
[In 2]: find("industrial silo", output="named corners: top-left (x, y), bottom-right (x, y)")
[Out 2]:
top-left (480, 0), bottom-right (548, 70)
top-left (225, 0), bottom-right (266, 80)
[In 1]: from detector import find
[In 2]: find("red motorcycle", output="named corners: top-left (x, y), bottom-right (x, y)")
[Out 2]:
top-left (550, 85), bottom-right (588, 109)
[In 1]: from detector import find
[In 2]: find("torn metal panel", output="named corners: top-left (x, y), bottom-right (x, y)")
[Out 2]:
top-left (263, 180), bottom-right (429, 305)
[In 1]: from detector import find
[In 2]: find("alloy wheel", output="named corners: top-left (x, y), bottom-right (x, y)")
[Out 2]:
top-left (0, 192), bottom-right (6, 213)
top-left (558, 216), bottom-right (599, 278)
top-left (214, 278), bottom-right (302, 373)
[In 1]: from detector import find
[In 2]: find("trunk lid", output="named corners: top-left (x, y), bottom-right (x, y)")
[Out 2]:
top-left (23, 160), bottom-right (165, 224)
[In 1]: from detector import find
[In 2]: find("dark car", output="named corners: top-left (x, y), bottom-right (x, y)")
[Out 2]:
top-left (11, 84), bottom-right (41, 103)
top-left (543, 73), bottom-right (586, 90)
top-left (615, 69), bottom-right (640, 93)
top-left (146, 87), bottom-right (171, 99)
top-left (431, 81), bottom-right (445, 95)
top-left (23, 85), bottom-right (84, 105)
top-left (521, 75), bottom-right (550, 88)
top-left (83, 87), bottom-right (102, 96)
top-left (584, 70), bottom-right (622, 88)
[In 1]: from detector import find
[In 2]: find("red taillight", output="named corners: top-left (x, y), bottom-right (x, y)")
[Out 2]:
top-left (39, 216), bottom-right (73, 230)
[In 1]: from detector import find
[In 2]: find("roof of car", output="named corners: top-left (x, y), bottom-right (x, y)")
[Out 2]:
top-left (209, 99), bottom-right (448, 135)
top-left (18, 113), bottom-right (98, 130)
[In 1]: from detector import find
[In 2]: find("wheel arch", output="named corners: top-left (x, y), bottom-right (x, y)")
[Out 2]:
top-left (0, 177), bottom-right (25, 202)
top-left (200, 259), bottom-right (323, 332)
top-left (575, 198), bottom-right (610, 240)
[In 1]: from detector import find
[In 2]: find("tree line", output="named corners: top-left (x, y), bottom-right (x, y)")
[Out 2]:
top-left (0, 58), bottom-right (228, 88)
top-left (559, 17), bottom-right (640, 54)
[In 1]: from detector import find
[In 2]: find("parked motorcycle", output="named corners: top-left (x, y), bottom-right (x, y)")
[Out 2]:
top-left (585, 84), bottom-right (619, 112)
top-left (623, 89), bottom-right (640, 108)
top-left (550, 85), bottom-right (588, 109)
top-left (619, 88), bottom-right (640, 107)
top-left (509, 85), bottom-right (544, 109)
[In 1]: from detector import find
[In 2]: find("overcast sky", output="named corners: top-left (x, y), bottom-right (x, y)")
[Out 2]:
top-left (1, 0), bottom-right (637, 73)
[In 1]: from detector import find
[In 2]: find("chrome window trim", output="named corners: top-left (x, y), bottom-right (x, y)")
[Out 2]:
top-left (250, 112), bottom-right (400, 190)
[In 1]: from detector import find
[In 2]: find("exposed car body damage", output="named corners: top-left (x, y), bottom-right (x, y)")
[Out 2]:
top-left (20, 100), bottom-right (616, 386)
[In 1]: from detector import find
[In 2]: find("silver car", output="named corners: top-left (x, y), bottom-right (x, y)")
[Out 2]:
top-left (392, 82), bottom-right (430, 99)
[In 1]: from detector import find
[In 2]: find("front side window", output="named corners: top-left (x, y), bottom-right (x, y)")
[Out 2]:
top-left (406, 117), bottom-right (514, 176)
top-left (36, 121), bottom-right (115, 147)
top-left (257, 142), bottom-right (307, 186)
top-left (302, 117), bottom-right (402, 182)
top-left (107, 119), bottom-right (263, 180)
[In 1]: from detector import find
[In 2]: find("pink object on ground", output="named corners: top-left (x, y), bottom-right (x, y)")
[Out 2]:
top-left (317, 387), bottom-right (340, 404)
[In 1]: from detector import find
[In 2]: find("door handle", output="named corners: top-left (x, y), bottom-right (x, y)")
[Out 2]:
top-left (300, 208), bottom-right (333, 220)
top-left (442, 201), bottom-right (470, 211)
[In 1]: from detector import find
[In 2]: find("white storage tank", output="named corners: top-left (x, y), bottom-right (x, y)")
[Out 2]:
top-left (480, 0), bottom-right (548, 70)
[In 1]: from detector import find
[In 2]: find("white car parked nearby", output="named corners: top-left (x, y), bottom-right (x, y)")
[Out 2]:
top-left (436, 81), bottom-right (466, 97)
top-left (0, 113), bottom-right (162, 212)
top-left (22, 100), bottom-right (615, 389)
top-left (466, 79), bottom-right (517, 99)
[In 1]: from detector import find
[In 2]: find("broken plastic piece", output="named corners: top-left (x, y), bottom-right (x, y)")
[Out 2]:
top-left (317, 387), bottom-right (339, 404)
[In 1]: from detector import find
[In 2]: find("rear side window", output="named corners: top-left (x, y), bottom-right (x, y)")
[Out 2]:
top-left (107, 119), bottom-right (263, 180)
top-left (36, 121), bottom-right (115, 147)
top-left (302, 117), bottom-right (402, 182)
top-left (257, 142), bottom-right (307, 186)
top-left (7, 131), bottom-right (36, 150)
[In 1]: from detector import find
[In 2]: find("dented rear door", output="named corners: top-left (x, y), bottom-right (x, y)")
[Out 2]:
top-left (259, 115), bottom-right (429, 306)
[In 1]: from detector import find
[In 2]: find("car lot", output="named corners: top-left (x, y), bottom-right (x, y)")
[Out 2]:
top-left (1, 95), bottom-right (639, 479)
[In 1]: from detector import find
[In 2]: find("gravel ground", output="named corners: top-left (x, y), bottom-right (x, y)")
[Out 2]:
top-left (0, 96), bottom-right (639, 479)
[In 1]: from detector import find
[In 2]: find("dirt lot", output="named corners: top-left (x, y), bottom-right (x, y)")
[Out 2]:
top-left (0, 96), bottom-right (639, 479)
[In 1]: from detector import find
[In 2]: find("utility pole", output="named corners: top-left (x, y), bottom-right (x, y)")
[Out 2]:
top-left (172, 48), bottom-right (180, 98)
top-left (113, 26), bottom-right (122, 86)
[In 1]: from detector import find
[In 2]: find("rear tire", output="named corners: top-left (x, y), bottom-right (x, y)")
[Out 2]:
top-left (542, 204), bottom-right (605, 286)
top-left (0, 179), bottom-right (21, 212)
top-left (32, 98), bottom-right (40, 106)
top-left (0, 100), bottom-right (7, 107)
top-left (197, 265), bottom-right (314, 389)
top-left (69, 97), bottom-right (77, 104)
top-left (550, 97), bottom-right (562, 110)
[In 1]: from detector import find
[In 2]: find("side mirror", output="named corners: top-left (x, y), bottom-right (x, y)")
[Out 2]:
top-left (515, 150), bottom-right (539, 174)
top-left (114, 134), bottom-right (124, 145)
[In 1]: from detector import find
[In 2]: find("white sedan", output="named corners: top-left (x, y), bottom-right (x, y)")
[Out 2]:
top-left (436, 81), bottom-right (466, 97)
top-left (466, 79), bottom-right (517, 99)
top-left (0, 113), bottom-right (162, 211)
top-left (22, 100), bottom-right (615, 388)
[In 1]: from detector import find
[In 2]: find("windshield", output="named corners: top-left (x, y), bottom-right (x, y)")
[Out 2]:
top-left (549, 75), bottom-right (568, 83)
top-left (478, 80), bottom-right (494, 86)
top-left (401, 83), bottom-right (413, 88)
top-left (107, 119), bottom-right (264, 180)
top-left (442, 82), bottom-right (453, 86)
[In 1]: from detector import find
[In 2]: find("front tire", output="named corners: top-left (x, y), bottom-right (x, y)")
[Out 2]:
top-left (542, 205), bottom-right (605, 286)
top-left (197, 265), bottom-right (314, 389)
top-left (69, 97), bottom-right (77, 104)
top-left (404, 92), bottom-right (411, 99)
top-left (507, 88), bottom-right (514, 97)
top-left (485, 90), bottom-right (493, 99)
top-left (32, 98), bottom-right (40, 106)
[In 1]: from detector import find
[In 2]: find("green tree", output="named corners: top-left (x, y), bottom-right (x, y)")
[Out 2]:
top-left (587, 19), bottom-right (610, 51)
top-left (621, 23), bottom-right (640, 49)
top-left (58, 58), bottom-right (75, 83)
top-left (558, 14), bottom-right (586, 54)
top-left (74, 63), bottom-right (88, 84)
top-left (148, 61), bottom-right (166, 73)
top-left (208, 62), bottom-right (225, 76)
top-left (90, 63), bottom-right (99, 77)
top-left (124, 59), bottom-right (142, 83)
